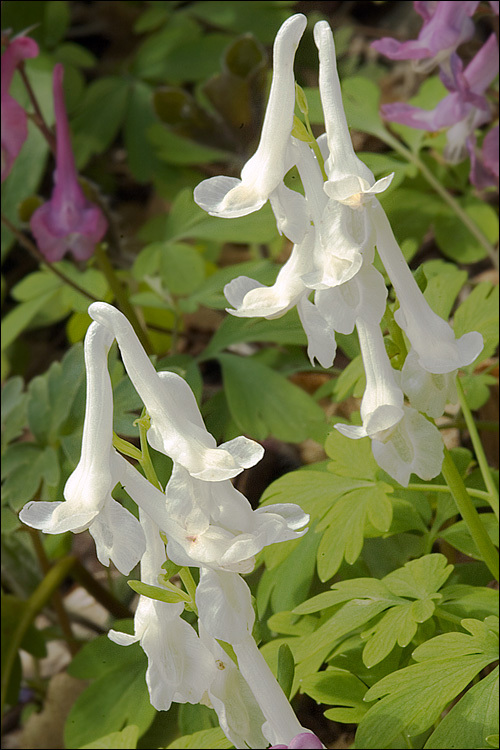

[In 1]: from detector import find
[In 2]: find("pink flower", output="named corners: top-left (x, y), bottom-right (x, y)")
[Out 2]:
top-left (372, 1), bottom-right (479, 72)
top-left (270, 731), bottom-right (324, 749)
top-left (30, 64), bottom-right (107, 262)
top-left (469, 125), bottom-right (499, 188)
top-left (1, 36), bottom-right (39, 181)
top-left (380, 34), bottom-right (499, 164)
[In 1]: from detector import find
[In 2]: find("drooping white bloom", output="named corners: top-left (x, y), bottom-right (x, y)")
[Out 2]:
top-left (193, 13), bottom-right (307, 233)
top-left (118, 455), bottom-right (309, 574)
top-left (371, 202), bottom-right (483, 374)
top-left (196, 568), bottom-right (312, 747)
top-left (401, 350), bottom-right (459, 418)
top-left (335, 317), bottom-right (444, 486)
top-left (198, 625), bottom-right (269, 750)
top-left (109, 510), bottom-right (216, 711)
top-left (88, 302), bottom-right (264, 481)
top-left (20, 322), bottom-right (145, 575)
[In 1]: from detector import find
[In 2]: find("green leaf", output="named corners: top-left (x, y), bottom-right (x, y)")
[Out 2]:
top-left (148, 123), bottom-right (230, 166)
top-left (65, 632), bottom-right (155, 748)
top-left (424, 667), bottom-right (498, 749)
top-left (202, 307), bottom-right (307, 359)
top-left (434, 199), bottom-right (499, 264)
top-left (333, 354), bottom-right (365, 401)
top-left (357, 617), bottom-right (499, 748)
top-left (301, 667), bottom-right (369, 724)
top-left (27, 343), bottom-right (85, 446)
top-left (439, 514), bottom-right (499, 561)
top-left (158, 242), bottom-right (206, 295)
top-left (127, 580), bottom-right (190, 605)
top-left (72, 77), bottom-right (129, 169)
top-left (316, 483), bottom-right (394, 581)
top-left (277, 643), bottom-right (295, 700)
top-left (218, 353), bottom-right (325, 443)
top-left (165, 726), bottom-right (233, 749)
top-left (340, 77), bottom-right (386, 139)
top-left (2, 443), bottom-right (60, 510)
top-left (1, 377), bottom-right (28, 453)
top-left (188, 0), bottom-right (294, 43)
top-left (383, 554), bottom-right (453, 600)
top-left (454, 283), bottom-right (499, 363)
top-left (422, 260), bottom-right (468, 320)
top-left (325, 429), bottom-right (378, 481)
top-left (185, 260), bottom-right (276, 310)
top-left (81, 725), bottom-right (139, 749)
top-left (1, 292), bottom-right (58, 352)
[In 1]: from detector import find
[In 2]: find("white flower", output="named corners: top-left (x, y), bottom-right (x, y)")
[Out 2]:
top-left (371, 202), bottom-right (483, 374)
top-left (371, 406), bottom-right (444, 487)
top-left (401, 350), bottom-right (458, 418)
top-left (118, 457), bottom-right (309, 574)
top-left (109, 510), bottom-right (216, 711)
top-left (335, 317), bottom-right (444, 486)
top-left (335, 317), bottom-right (404, 441)
top-left (196, 568), bottom-right (306, 747)
top-left (199, 625), bottom-right (269, 750)
top-left (20, 322), bottom-right (145, 575)
top-left (88, 302), bottom-right (264, 480)
top-left (193, 14), bottom-right (307, 227)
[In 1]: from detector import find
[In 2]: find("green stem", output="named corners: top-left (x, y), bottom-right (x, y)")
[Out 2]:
top-left (406, 483), bottom-right (491, 504)
top-left (381, 131), bottom-right (499, 269)
top-left (135, 412), bottom-right (163, 491)
top-left (1, 555), bottom-right (77, 721)
top-left (441, 448), bottom-right (499, 581)
top-left (1, 214), bottom-right (100, 302)
top-left (455, 377), bottom-right (499, 519)
top-left (94, 244), bottom-right (154, 356)
top-left (179, 568), bottom-right (198, 610)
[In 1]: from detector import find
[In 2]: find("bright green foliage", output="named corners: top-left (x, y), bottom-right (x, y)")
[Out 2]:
top-left (81, 725), bottom-right (140, 750)
top-left (356, 617), bottom-right (499, 748)
top-left (165, 726), bottom-right (234, 749)
top-left (66, 625), bottom-right (156, 748)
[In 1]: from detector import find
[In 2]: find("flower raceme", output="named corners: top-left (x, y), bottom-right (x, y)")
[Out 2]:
top-left (19, 300), bottom-right (311, 747)
top-left (194, 13), bottom-right (484, 485)
top-left (1, 35), bottom-right (39, 182)
top-left (30, 64), bottom-right (107, 262)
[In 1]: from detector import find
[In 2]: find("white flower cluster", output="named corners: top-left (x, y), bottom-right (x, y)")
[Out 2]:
top-left (20, 302), bottom-right (317, 748)
top-left (194, 14), bottom-right (483, 487)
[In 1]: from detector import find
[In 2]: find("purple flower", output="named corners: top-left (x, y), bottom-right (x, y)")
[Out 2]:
top-left (271, 731), bottom-right (324, 749)
top-left (30, 64), bottom-right (107, 262)
top-left (469, 125), bottom-right (499, 188)
top-left (1, 36), bottom-right (39, 182)
top-left (372, 1), bottom-right (479, 72)
top-left (380, 34), bottom-right (499, 163)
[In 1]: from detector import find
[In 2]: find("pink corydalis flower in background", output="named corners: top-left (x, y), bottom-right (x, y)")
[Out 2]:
top-left (271, 731), bottom-right (324, 748)
top-left (1, 35), bottom-right (39, 181)
top-left (469, 124), bottom-right (499, 188)
top-left (372, 1), bottom-right (479, 73)
top-left (30, 63), bottom-right (107, 262)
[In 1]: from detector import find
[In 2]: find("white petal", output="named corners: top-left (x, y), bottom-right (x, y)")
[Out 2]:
top-left (196, 568), bottom-right (255, 645)
top-left (334, 424), bottom-right (368, 440)
top-left (371, 407), bottom-right (444, 486)
top-left (199, 626), bottom-right (268, 750)
top-left (88, 496), bottom-right (145, 575)
top-left (315, 262), bottom-right (387, 334)
top-left (224, 276), bottom-right (265, 309)
top-left (372, 203), bottom-right (484, 374)
top-left (269, 182), bottom-right (309, 244)
top-left (225, 234), bottom-right (314, 319)
top-left (296, 295), bottom-right (337, 368)
top-left (19, 499), bottom-right (98, 535)
top-left (401, 350), bottom-right (458, 418)
top-left (313, 21), bottom-right (374, 184)
top-left (193, 14), bottom-right (307, 218)
top-left (89, 303), bottom-right (262, 480)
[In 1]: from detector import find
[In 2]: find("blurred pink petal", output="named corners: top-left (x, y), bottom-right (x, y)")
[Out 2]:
top-left (1, 36), bottom-right (39, 181)
top-left (30, 64), bottom-right (107, 262)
